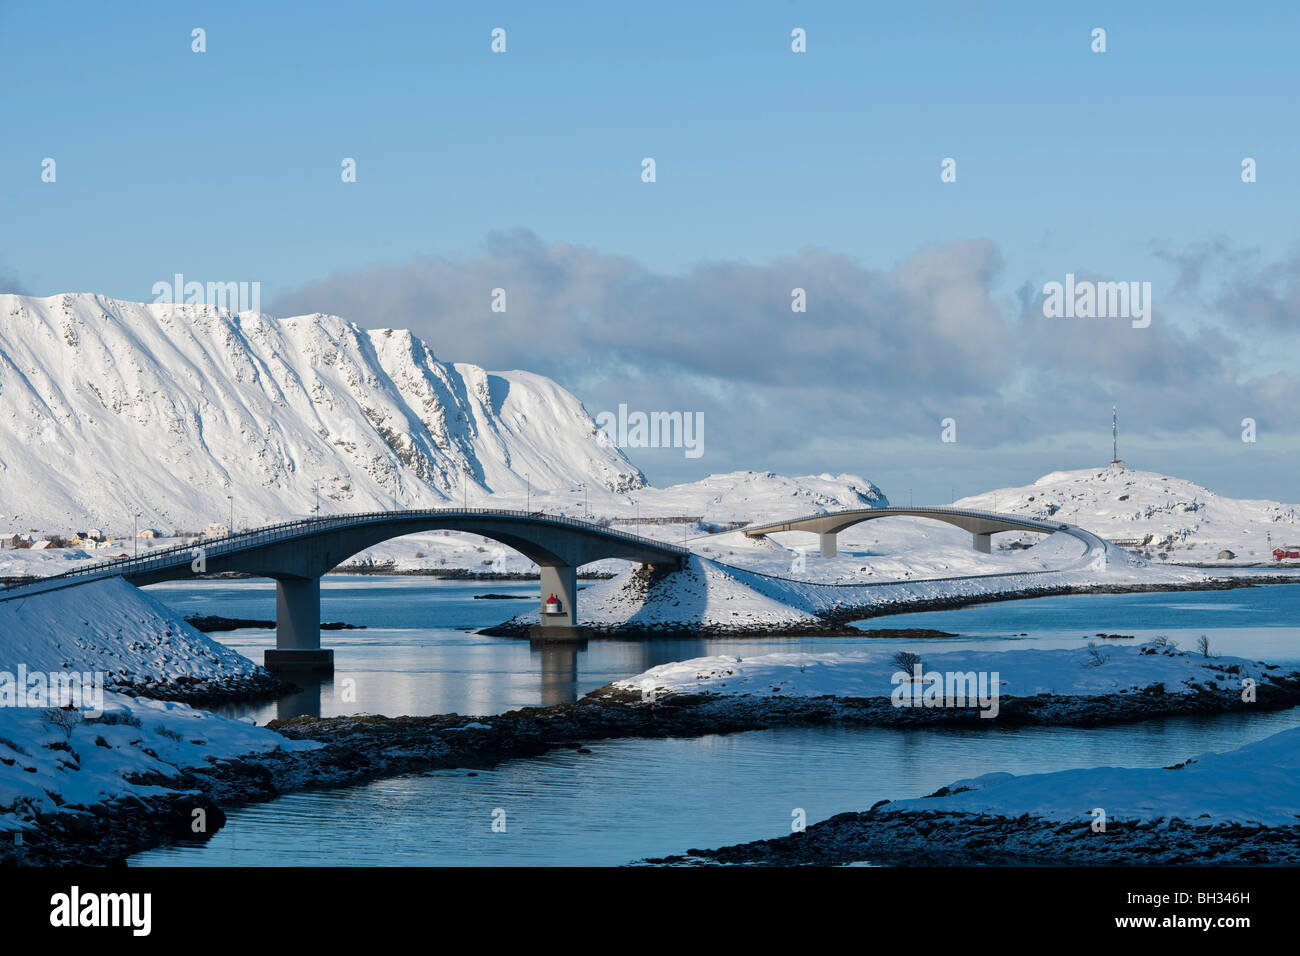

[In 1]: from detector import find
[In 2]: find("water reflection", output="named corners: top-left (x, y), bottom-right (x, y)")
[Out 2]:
top-left (534, 642), bottom-right (582, 706)
top-left (275, 675), bottom-right (327, 720)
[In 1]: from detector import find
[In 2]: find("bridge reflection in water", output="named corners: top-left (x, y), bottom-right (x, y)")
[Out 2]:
top-left (267, 636), bottom-right (711, 720)
top-left (537, 641), bottom-right (582, 707)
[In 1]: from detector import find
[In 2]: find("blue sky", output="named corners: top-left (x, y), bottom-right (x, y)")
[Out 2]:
top-left (3, 1), bottom-right (1299, 501)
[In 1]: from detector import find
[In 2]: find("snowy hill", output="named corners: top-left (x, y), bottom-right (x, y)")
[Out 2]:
top-left (0, 576), bottom-right (272, 697)
top-left (956, 466), bottom-right (1300, 562)
top-left (632, 470), bottom-right (886, 522)
top-left (0, 293), bottom-right (645, 531)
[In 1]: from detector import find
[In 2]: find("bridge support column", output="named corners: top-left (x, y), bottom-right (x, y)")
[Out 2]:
top-left (529, 564), bottom-right (587, 642)
top-left (972, 533), bottom-right (992, 554)
top-left (819, 533), bottom-right (838, 558)
top-left (265, 575), bottom-right (333, 674)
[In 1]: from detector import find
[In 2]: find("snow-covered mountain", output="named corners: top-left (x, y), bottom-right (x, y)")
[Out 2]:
top-left (0, 293), bottom-right (646, 531)
top-left (956, 466), bottom-right (1300, 560)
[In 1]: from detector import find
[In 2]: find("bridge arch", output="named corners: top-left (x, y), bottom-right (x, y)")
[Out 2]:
top-left (741, 506), bottom-right (1096, 557)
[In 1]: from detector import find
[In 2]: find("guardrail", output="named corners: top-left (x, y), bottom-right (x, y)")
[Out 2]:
top-left (0, 508), bottom-right (687, 601)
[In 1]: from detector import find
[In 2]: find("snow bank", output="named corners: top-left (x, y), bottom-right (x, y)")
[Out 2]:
top-left (0, 577), bottom-right (265, 693)
top-left (0, 691), bottom-right (319, 834)
top-left (614, 643), bottom-right (1288, 701)
top-left (894, 725), bottom-right (1300, 828)
top-left (577, 556), bottom-right (826, 630)
top-left (0, 577), bottom-right (314, 845)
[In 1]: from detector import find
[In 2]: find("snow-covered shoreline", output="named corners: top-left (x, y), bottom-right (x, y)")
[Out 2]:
top-left (0, 577), bottom-right (283, 702)
top-left (614, 645), bottom-right (1300, 866)
top-left (647, 724), bottom-right (1300, 866)
top-left (0, 576), bottom-right (307, 864)
top-left (11, 637), bottom-right (1300, 865)
top-left (612, 642), bottom-right (1293, 704)
top-left (134, 646), bottom-right (1300, 867)
top-left (588, 642), bottom-right (1300, 731)
top-left (0, 693), bottom-right (320, 850)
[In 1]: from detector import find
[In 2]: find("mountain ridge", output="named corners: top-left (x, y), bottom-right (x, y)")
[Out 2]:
top-left (0, 292), bottom-right (645, 529)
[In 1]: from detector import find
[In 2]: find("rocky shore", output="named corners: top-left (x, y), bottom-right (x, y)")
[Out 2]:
top-left (184, 615), bottom-right (365, 633)
top-left (643, 805), bottom-right (1300, 866)
top-left (105, 672), bottom-right (293, 707)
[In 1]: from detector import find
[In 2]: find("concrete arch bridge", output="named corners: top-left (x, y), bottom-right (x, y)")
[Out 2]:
top-left (0, 509), bottom-right (686, 671)
top-left (741, 506), bottom-right (1105, 558)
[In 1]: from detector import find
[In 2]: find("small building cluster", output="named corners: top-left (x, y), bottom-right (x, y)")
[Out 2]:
top-left (0, 529), bottom-right (113, 550)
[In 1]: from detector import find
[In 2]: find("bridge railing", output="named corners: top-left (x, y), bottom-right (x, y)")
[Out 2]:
top-left (0, 507), bottom-right (687, 598)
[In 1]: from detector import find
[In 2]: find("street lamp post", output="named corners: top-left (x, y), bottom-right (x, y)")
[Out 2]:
top-left (227, 495), bottom-right (233, 536)
top-left (133, 512), bottom-right (140, 559)
top-left (525, 473), bottom-right (530, 512)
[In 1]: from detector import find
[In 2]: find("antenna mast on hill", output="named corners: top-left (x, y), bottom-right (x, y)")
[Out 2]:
top-left (1111, 405), bottom-right (1125, 470)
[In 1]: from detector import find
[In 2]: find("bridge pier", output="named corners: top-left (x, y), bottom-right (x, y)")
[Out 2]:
top-left (529, 564), bottom-right (587, 643)
top-left (972, 532), bottom-right (992, 554)
top-left (819, 533), bottom-right (837, 558)
top-left (264, 575), bottom-right (334, 674)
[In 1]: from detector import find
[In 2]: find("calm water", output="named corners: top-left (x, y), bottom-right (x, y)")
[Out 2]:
top-left (143, 577), bottom-right (1300, 721)
top-left (129, 577), bottom-right (1300, 866)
